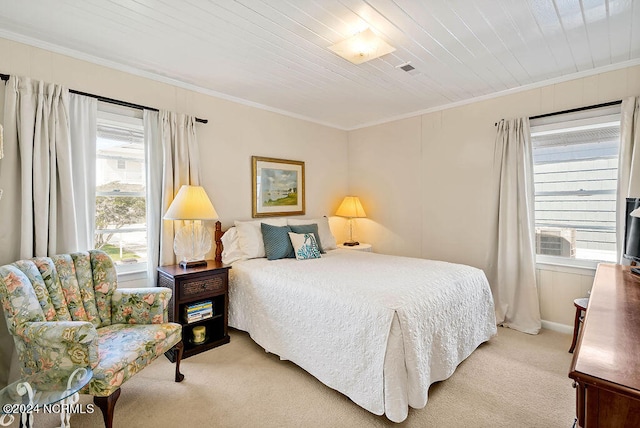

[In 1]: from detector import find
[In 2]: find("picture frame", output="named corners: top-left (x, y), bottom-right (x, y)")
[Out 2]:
top-left (252, 156), bottom-right (305, 217)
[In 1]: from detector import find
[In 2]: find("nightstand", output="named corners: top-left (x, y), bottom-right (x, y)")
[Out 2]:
top-left (158, 261), bottom-right (231, 361)
top-left (337, 243), bottom-right (372, 252)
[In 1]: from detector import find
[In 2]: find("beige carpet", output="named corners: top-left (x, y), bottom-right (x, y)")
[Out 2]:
top-left (22, 327), bottom-right (575, 427)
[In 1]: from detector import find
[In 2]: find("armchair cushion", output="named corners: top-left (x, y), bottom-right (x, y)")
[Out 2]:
top-left (90, 323), bottom-right (181, 396)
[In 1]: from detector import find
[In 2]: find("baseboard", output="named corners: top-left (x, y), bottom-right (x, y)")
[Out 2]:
top-left (541, 320), bottom-right (573, 334)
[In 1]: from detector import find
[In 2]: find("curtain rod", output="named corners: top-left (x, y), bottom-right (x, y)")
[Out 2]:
top-left (0, 73), bottom-right (208, 124)
top-left (494, 99), bottom-right (622, 126)
top-left (529, 100), bottom-right (622, 120)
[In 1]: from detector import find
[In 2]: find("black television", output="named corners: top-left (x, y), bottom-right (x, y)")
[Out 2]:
top-left (624, 197), bottom-right (640, 275)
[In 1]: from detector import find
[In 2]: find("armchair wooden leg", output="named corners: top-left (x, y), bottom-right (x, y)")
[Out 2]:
top-left (173, 340), bottom-right (185, 382)
top-left (94, 388), bottom-right (121, 428)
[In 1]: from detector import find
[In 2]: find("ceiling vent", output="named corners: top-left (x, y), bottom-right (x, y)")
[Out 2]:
top-left (396, 62), bottom-right (418, 75)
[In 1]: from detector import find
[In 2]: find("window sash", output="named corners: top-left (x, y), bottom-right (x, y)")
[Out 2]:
top-left (530, 106), bottom-right (621, 266)
top-left (96, 191), bottom-right (145, 197)
top-left (96, 106), bottom-right (147, 276)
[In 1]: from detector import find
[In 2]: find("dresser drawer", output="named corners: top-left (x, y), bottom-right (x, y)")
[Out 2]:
top-left (179, 274), bottom-right (227, 300)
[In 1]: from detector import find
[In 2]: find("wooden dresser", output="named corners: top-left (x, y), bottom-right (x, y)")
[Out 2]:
top-left (569, 263), bottom-right (640, 428)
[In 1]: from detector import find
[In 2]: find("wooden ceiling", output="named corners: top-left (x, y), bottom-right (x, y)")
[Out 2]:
top-left (0, 0), bottom-right (638, 129)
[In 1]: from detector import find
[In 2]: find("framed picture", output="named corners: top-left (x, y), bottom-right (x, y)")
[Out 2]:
top-left (252, 156), bottom-right (305, 217)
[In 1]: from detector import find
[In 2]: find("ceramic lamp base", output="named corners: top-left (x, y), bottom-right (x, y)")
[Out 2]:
top-left (174, 222), bottom-right (212, 267)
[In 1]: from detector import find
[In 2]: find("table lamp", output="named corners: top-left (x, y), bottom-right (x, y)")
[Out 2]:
top-left (335, 196), bottom-right (366, 246)
top-left (164, 185), bottom-right (218, 268)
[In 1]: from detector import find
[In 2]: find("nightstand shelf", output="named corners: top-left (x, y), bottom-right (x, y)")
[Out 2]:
top-left (158, 261), bottom-right (231, 361)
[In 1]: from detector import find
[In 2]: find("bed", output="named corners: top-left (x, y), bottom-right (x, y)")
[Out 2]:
top-left (214, 220), bottom-right (497, 422)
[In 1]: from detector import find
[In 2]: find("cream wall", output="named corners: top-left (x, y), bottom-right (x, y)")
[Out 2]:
top-left (348, 64), bottom-right (640, 329)
top-left (347, 117), bottom-right (423, 256)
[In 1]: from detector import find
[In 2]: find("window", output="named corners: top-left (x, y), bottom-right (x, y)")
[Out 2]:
top-left (530, 106), bottom-right (621, 267)
top-left (95, 107), bottom-right (147, 275)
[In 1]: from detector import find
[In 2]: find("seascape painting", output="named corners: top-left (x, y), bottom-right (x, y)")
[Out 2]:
top-left (252, 156), bottom-right (305, 217)
top-left (260, 168), bottom-right (298, 206)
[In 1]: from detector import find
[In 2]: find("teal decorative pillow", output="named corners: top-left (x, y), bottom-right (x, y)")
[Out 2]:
top-left (289, 224), bottom-right (324, 253)
top-left (288, 232), bottom-right (321, 260)
top-left (261, 223), bottom-right (294, 260)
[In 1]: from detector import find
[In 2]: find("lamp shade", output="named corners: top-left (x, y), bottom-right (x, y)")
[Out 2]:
top-left (632, 207), bottom-right (640, 218)
top-left (335, 196), bottom-right (366, 218)
top-left (164, 185), bottom-right (218, 220)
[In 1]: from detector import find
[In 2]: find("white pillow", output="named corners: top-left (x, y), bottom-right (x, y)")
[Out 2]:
top-left (221, 227), bottom-right (243, 265)
top-left (288, 232), bottom-right (321, 260)
top-left (234, 219), bottom-right (287, 259)
top-left (287, 217), bottom-right (337, 250)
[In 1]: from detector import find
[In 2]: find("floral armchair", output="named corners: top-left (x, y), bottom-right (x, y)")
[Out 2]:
top-left (0, 250), bottom-right (184, 428)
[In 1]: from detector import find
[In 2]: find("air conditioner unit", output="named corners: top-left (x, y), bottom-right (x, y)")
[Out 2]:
top-left (535, 227), bottom-right (576, 258)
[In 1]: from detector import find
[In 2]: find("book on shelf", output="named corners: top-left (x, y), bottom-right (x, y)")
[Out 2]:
top-left (184, 301), bottom-right (214, 324)
top-left (186, 311), bottom-right (212, 323)
top-left (186, 301), bottom-right (212, 313)
top-left (185, 309), bottom-right (213, 323)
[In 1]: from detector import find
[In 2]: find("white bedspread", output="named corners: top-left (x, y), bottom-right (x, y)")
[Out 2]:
top-left (228, 250), bottom-right (496, 422)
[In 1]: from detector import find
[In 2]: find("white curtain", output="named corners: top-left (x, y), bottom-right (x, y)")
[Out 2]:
top-left (145, 111), bottom-right (162, 286)
top-left (1, 79), bottom-right (95, 387)
top-left (4, 76), bottom-right (78, 258)
top-left (69, 94), bottom-right (97, 250)
top-left (145, 110), bottom-right (200, 285)
top-left (490, 118), bottom-right (541, 334)
top-left (617, 96), bottom-right (640, 262)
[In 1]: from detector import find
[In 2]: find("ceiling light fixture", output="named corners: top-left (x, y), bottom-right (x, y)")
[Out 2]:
top-left (328, 28), bottom-right (395, 65)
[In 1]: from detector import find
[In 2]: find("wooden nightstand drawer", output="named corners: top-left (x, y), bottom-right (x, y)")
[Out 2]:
top-left (180, 274), bottom-right (226, 299)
